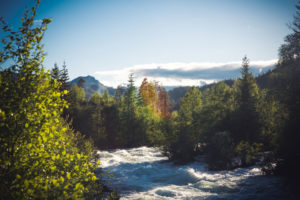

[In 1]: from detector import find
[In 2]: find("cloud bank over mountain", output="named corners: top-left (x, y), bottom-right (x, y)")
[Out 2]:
top-left (94, 60), bottom-right (277, 88)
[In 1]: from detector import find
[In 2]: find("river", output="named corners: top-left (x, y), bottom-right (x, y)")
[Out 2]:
top-left (97, 146), bottom-right (293, 199)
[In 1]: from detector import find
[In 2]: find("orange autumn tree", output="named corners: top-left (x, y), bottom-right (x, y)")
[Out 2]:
top-left (139, 78), bottom-right (170, 119)
top-left (139, 78), bottom-right (158, 114)
top-left (157, 86), bottom-right (171, 119)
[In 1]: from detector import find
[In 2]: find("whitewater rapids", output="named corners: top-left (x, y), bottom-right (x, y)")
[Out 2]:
top-left (96, 147), bottom-right (292, 199)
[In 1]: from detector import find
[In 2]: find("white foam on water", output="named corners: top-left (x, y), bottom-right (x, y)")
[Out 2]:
top-left (96, 147), bottom-right (292, 200)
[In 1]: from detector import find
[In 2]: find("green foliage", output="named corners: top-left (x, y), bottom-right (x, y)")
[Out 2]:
top-left (70, 84), bottom-right (86, 105)
top-left (198, 82), bottom-right (233, 135)
top-left (195, 83), bottom-right (235, 167)
top-left (279, 1), bottom-right (300, 61)
top-left (59, 61), bottom-right (70, 92)
top-left (0, 1), bottom-right (113, 199)
top-left (205, 132), bottom-right (235, 170)
top-left (178, 86), bottom-right (202, 125)
top-left (235, 141), bottom-right (262, 166)
top-left (51, 63), bottom-right (60, 84)
top-left (271, 44), bottom-right (300, 184)
top-left (162, 57), bottom-right (279, 169)
top-left (90, 92), bottom-right (101, 105)
top-left (231, 56), bottom-right (260, 143)
top-left (256, 90), bottom-right (286, 151)
top-left (102, 89), bottom-right (110, 104)
top-left (164, 87), bottom-right (202, 162)
top-left (257, 3), bottom-right (300, 184)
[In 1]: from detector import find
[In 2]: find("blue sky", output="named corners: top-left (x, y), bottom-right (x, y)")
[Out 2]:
top-left (0, 0), bottom-right (297, 87)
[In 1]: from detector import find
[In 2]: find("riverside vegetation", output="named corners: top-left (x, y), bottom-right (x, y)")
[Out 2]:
top-left (0, 1), bottom-right (118, 199)
top-left (1, 0), bottom-right (300, 198)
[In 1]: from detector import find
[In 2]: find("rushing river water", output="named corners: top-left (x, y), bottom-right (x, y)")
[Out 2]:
top-left (97, 147), bottom-right (293, 200)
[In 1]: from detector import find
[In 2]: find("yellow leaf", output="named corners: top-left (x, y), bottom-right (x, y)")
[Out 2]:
top-left (75, 183), bottom-right (83, 191)
top-left (24, 180), bottom-right (29, 187)
top-left (50, 166), bottom-right (56, 171)
top-left (91, 176), bottom-right (97, 181)
top-left (66, 173), bottom-right (71, 179)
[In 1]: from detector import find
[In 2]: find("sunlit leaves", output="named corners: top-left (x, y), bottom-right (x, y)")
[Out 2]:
top-left (0, 1), bottom-right (102, 199)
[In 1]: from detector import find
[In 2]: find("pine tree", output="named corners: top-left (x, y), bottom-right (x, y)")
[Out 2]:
top-left (233, 56), bottom-right (260, 143)
top-left (178, 86), bottom-right (202, 125)
top-left (102, 89), bottom-right (110, 104)
top-left (90, 92), bottom-right (101, 105)
top-left (121, 73), bottom-right (139, 146)
top-left (59, 61), bottom-right (70, 92)
top-left (165, 86), bottom-right (202, 162)
top-left (231, 56), bottom-right (261, 166)
top-left (51, 63), bottom-right (60, 84)
top-left (198, 82), bottom-right (235, 169)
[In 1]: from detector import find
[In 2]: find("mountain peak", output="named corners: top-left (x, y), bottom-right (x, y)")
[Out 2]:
top-left (70, 75), bottom-right (115, 98)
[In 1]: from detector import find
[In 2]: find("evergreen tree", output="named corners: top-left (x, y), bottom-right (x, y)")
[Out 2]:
top-left (59, 61), bottom-right (70, 92)
top-left (178, 86), bottom-right (202, 125)
top-left (102, 89), bottom-right (110, 104)
top-left (232, 56), bottom-right (260, 143)
top-left (165, 87), bottom-right (202, 162)
top-left (194, 82), bottom-right (235, 169)
top-left (231, 56), bottom-right (261, 166)
top-left (90, 92), bottom-right (101, 105)
top-left (70, 84), bottom-right (86, 105)
top-left (121, 73), bottom-right (139, 146)
top-left (270, 1), bottom-right (300, 184)
top-left (51, 63), bottom-right (60, 84)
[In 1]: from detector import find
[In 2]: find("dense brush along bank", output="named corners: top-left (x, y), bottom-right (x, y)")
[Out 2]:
top-left (96, 147), bottom-right (294, 200)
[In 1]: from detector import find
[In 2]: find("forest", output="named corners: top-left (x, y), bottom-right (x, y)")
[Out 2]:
top-left (1, 0), bottom-right (300, 199)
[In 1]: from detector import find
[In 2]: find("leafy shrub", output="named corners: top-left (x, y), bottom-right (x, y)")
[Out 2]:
top-left (205, 132), bottom-right (235, 170)
top-left (0, 1), bottom-right (117, 199)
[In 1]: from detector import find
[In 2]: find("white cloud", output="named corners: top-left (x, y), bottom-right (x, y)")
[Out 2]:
top-left (94, 60), bottom-right (277, 88)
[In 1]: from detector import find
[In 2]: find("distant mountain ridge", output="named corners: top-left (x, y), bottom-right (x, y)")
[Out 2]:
top-left (70, 75), bottom-right (115, 99)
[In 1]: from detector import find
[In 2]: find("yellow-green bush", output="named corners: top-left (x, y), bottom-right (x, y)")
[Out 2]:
top-left (0, 1), bottom-right (109, 199)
